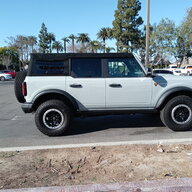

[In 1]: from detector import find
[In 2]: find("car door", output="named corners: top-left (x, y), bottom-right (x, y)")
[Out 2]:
top-left (105, 57), bottom-right (153, 108)
top-left (66, 58), bottom-right (105, 110)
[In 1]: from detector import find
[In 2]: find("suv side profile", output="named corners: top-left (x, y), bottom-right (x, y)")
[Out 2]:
top-left (15, 53), bottom-right (192, 136)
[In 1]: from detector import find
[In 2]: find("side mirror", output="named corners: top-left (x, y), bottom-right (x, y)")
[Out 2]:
top-left (146, 68), bottom-right (154, 77)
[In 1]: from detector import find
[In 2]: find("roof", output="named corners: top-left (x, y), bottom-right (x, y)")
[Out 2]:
top-left (30, 53), bottom-right (134, 60)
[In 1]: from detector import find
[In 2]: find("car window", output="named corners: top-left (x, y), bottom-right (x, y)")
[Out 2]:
top-left (71, 58), bottom-right (102, 78)
top-left (107, 58), bottom-right (145, 78)
top-left (31, 60), bottom-right (68, 75)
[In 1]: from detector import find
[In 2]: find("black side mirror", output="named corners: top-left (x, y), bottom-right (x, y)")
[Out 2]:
top-left (146, 68), bottom-right (154, 77)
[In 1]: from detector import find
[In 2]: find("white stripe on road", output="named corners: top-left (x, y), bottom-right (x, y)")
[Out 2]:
top-left (1, 138), bottom-right (192, 152)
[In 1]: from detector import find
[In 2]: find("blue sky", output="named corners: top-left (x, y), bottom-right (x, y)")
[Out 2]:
top-left (0, 0), bottom-right (191, 47)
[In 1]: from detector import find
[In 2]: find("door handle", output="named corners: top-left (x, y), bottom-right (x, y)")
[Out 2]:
top-left (109, 83), bottom-right (122, 88)
top-left (70, 84), bottom-right (82, 88)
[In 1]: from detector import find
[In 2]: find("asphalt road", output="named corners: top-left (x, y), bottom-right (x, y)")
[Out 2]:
top-left (0, 80), bottom-right (192, 149)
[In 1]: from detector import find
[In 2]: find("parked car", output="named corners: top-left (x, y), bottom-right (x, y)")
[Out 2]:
top-left (0, 72), bottom-right (12, 81)
top-left (167, 65), bottom-right (178, 72)
top-left (153, 69), bottom-right (174, 75)
top-left (0, 70), bottom-right (16, 78)
top-left (14, 53), bottom-right (192, 136)
top-left (180, 65), bottom-right (192, 76)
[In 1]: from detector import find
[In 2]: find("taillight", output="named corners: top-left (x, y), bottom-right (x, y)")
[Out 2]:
top-left (22, 82), bottom-right (27, 96)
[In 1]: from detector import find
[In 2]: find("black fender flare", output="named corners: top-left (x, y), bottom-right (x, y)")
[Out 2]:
top-left (31, 89), bottom-right (79, 110)
top-left (155, 87), bottom-right (192, 109)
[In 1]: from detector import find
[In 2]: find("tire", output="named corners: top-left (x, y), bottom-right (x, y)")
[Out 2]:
top-left (35, 100), bottom-right (72, 136)
top-left (14, 71), bottom-right (27, 103)
top-left (0, 76), bottom-right (5, 81)
top-left (160, 95), bottom-right (192, 131)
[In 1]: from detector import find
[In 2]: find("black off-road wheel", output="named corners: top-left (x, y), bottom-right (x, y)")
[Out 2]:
top-left (14, 71), bottom-right (27, 103)
top-left (160, 95), bottom-right (192, 131)
top-left (35, 100), bottom-right (72, 136)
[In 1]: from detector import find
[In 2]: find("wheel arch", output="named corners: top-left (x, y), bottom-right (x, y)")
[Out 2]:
top-left (156, 87), bottom-right (192, 110)
top-left (31, 89), bottom-right (79, 112)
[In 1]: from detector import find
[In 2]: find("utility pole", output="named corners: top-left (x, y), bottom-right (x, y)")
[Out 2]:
top-left (145, 0), bottom-right (150, 67)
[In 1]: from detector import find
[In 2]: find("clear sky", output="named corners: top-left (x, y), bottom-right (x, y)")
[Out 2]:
top-left (0, 0), bottom-right (191, 47)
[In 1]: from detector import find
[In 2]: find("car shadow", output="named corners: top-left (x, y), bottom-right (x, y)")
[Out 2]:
top-left (66, 113), bottom-right (165, 136)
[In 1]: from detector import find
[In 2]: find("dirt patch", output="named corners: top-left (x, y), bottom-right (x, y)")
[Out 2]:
top-left (1, 144), bottom-right (192, 189)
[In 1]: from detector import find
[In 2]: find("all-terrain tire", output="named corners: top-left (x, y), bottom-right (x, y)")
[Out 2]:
top-left (35, 100), bottom-right (72, 136)
top-left (160, 95), bottom-right (192, 131)
top-left (14, 71), bottom-right (27, 103)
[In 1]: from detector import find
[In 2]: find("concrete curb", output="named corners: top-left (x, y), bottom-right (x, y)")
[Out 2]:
top-left (1, 138), bottom-right (192, 152)
top-left (1, 178), bottom-right (192, 192)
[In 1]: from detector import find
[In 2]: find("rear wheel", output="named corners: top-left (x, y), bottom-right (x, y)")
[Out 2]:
top-left (35, 100), bottom-right (72, 136)
top-left (160, 95), bottom-right (192, 131)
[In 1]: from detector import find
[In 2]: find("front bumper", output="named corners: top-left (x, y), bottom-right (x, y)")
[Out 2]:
top-left (21, 102), bottom-right (33, 113)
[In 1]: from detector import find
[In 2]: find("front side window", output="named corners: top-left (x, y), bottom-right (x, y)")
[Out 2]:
top-left (107, 58), bottom-right (145, 78)
top-left (71, 58), bottom-right (102, 78)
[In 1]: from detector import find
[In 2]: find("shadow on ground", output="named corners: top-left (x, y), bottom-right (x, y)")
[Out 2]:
top-left (66, 113), bottom-right (165, 136)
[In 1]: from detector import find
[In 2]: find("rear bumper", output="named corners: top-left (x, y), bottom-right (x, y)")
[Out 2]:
top-left (21, 102), bottom-right (33, 113)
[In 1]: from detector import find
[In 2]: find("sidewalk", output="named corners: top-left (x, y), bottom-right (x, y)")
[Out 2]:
top-left (1, 178), bottom-right (192, 192)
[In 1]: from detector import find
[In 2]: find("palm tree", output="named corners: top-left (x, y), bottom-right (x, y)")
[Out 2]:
top-left (76, 33), bottom-right (90, 52)
top-left (97, 27), bottom-right (113, 53)
top-left (61, 37), bottom-right (70, 53)
top-left (52, 41), bottom-right (63, 53)
top-left (106, 47), bottom-right (115, 53)
top-left (68, 34), bottom-right (76, 53)
top-left (28, 36), bottom-right (37, 53)
top-left (47, 33), bottom-right (56, 53)
top-left (89, 40), bottom-right (100, 53)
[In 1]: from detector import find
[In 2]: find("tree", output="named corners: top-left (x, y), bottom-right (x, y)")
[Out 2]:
top-left (112, 0), bottom-right (143, 52)
top-left (151, 18), bottom-right (176, 64)
top-left (28, 36), bottom-right (37, 53)
top-left (68, 34), bottom-right (76, 53)
top-left (47, 33), bottom-right (55, 53)
top-left (38, 23), bottom-right (49, 53)
top-left (76, 33), bottom-right (90, 52)
top-left (0, 47), bottom-right (19, 69)
top-left (61, 37), bottom-right (70, 53)
top-left (97, 27), bottom-right (112, 53)
top-left (52, 41), bottom-right (63, 53)
top-left (89, 40), bottom-right (101, 53)
top-left (106, 47), bottom-right (115, 53)
top-left (177, 8), bottom-right (192, 64)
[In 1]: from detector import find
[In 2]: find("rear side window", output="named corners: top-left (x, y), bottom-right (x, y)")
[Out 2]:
top-left (71, 58), bottom-right (102, 78)
top-left (31, 60), bottom-right (68, 75)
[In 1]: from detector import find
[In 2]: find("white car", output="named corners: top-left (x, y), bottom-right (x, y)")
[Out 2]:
top-left (180, 65), bottom-right (192, 76)
top-left (0, 72), bottom-right (12, 81)
top-left (14, 53), bottom-right (192, 136)
top-left (153, 69), bottom-right (174, 76)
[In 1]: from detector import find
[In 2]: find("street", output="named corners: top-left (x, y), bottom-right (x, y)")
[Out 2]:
top-left (0, 80), bottom-right (192, 149)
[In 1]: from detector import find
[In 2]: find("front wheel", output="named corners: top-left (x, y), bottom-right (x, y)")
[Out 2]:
top-left (35, 100), bottom-right (72, 136)
top-left (160, 95), bottom-right (192, 131)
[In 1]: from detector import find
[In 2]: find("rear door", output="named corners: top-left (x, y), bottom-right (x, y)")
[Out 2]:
top-left (66, 58), bottom-right (105, 110)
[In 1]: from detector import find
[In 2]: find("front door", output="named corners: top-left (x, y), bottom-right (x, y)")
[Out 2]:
top-left (105, 58), bottom-right (153, 108)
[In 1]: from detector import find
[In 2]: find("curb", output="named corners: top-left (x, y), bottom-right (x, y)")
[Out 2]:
top-left (1, 178), bottom-right (192, 192)
top-left (1, 138), bottom-right (192, 152)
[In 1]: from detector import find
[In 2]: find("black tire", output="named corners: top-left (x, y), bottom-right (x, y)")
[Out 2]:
top-left (35, 100), bottom-right (72, 136)
top-left (160, 95), bottom-right (192, 131)
top-left (14, 71), bottom-right (27, 103)
top-left (0, 76), bottom-right (5, 81)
